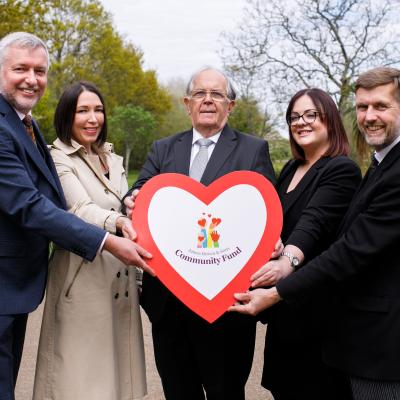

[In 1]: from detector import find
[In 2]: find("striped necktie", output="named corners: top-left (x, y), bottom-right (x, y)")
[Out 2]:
top-left (22, 115), bottom-right (36, 143)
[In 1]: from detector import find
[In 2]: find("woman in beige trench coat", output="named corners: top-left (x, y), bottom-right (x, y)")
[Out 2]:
top-left (33, 81), bottom-right (146, 400)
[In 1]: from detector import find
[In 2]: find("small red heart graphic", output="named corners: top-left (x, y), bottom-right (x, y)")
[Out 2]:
top-left (198, 218), bottom-right (206, 227)
top-left (133, 171), bottom-right (282, 323)
top-left (211, 218), bottom-right (221, 226)
top-left (208, 214), bottom-right (212, 217)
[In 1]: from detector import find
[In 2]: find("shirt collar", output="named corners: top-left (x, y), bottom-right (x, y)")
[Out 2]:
top-left (15, 109), bottom-right (31, 120)
top-left (192, 128), bottom-right (221, 145)
top-left (374, 135), bottom-right (400, 164)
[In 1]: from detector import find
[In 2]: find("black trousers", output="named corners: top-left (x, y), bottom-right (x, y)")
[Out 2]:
top-left (151, 296), bottom-right (256, 400)
top-left (351, 376), bottom-right (400, 400)
top-left (0, 314), bottom-right (28, 400)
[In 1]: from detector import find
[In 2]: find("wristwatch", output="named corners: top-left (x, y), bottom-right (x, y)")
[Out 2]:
top-left (280, 251), bottom-right (300, 269)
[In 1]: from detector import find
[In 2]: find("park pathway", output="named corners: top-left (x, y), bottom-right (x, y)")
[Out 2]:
top-left (15, 303), bottom-right (272, 400)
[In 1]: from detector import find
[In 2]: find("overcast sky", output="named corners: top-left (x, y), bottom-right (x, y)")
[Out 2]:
top-left (100, 0), bottom-right (247, 85)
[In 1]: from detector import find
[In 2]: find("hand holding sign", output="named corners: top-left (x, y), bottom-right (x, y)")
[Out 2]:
top-left (132, 171), bottom-right (282, 322)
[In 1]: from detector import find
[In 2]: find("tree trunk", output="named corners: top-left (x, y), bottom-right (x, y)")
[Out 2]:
top-left (124, 146), bottom-right (132, 173)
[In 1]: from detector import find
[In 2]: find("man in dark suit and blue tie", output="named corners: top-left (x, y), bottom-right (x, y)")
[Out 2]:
top-left (231, 67), bottom-right (400, 399)
top-left (0, 32), bottom-right (152, 400)
top-left (124, 67), bottom-right (275, 399)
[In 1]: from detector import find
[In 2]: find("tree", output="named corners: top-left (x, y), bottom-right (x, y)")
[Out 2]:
top-left (229, 96), bottom-right (277, 138)
top-left (221, 0), bottom-right (400, 116)
top-left (109, 105), bottom-right (156, 171)
top-left (158, 78), bottom-right (191, 137)
top-left (1, 0), bottom-right (171, 145)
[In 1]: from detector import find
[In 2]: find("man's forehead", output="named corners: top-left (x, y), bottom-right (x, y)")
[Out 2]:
top-left (192, 70), bottom-right (226, 88)
top-left (355, 83), bottom-right (397, 102)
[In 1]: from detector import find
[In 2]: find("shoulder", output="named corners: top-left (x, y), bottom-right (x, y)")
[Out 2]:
top-left (322, 156), bottom-right (361, 175)
top-left (103, 142), bottom-right (123, 163)
top-left (155, 130), bottom-right (191, 145)
top-left (50, 141), bottom-right (76, 168)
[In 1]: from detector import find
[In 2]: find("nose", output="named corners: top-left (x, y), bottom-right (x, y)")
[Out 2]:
top-left (24, 69), bottom-right (37, 86)
top-left (365, 105), bottom-right (378, 121)
top-left (202, 92), bottom-right (214, 103)
top-left (87, 110), bottom-right (98, 123)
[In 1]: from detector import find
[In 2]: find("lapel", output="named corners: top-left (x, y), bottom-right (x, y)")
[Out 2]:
top-left (280, 157), bottom-right (331, 215)
top-left (201, 124), bottom-right (237, 185)
top-left (0, 96), bottom-right (64, 200)
top-left (53, 139), bottom-right (123, 199)
top-left (339, 142), bottom-right (400, 233)
top-left (173, 129), bottom-right (193, 174)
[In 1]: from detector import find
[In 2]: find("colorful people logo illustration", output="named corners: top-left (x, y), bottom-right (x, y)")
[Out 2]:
top-left (197, 213), bottom-right (221, 248)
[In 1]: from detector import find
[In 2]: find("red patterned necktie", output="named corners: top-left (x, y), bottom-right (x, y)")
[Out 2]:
top-left (22, 115), bottom-right (36, 143)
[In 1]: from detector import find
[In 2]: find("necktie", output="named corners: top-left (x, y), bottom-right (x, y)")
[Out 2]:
top-left (189, 138), bottom-right (213, 181)
top-left (23, 115), bottom-right (36, 143)
top-left (364, 153), bottom-right (379, 183)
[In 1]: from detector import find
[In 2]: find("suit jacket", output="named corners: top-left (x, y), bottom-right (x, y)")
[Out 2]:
top-left (261, 156), bottom-right (361, 393)
top-left (277, 141), bottom-right (400, 380)
top-left (0, 95), bottom-right (105, 315)
top-left (130, 124), bottom-right (276, 323)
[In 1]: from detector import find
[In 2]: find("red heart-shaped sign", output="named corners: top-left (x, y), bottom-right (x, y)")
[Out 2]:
top-left (132, 171), bottom-right (282, 323)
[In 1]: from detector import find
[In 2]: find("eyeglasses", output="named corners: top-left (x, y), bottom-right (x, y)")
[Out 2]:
top-left (287, 110), bottom-right (324, 125)
top-left (189, 90), bottom-right (228, 102)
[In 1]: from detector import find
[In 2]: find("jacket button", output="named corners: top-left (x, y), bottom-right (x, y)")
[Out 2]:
top-left (114, 293), bottom-right (119, 299)
top-left (104, 188), bottom-right (109, 194)
top-left (125, 269), bottom-right (128, 276)
top-left (117, 271), bottom-right (121, 278)
top-left (125, 291), bottom-right (129, 297)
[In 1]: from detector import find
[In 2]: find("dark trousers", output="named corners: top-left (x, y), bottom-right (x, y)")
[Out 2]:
top-left (0, 314), bottom-right (28, 400)
top-left (151, 297), bottom-right (256, 400)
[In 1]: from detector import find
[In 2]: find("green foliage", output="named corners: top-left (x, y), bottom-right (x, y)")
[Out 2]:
top-left (268, 138), bottom-right (291, 176)
top-left (229, 97), bottom-right (269, 137)
top-left (158, 80), bottom-right (191, 137)
top-left (109, 105), bottom-right (156, 171)
top-left (0, 0), bottom-right (171, 147)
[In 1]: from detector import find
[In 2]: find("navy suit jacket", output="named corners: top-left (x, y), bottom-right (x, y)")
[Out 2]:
top-left (277, 141), bottom-right (400, 380)
top-left (129, 124), bottom-right (276, 323)
top-left (0, 95), bottom-right (105, 315)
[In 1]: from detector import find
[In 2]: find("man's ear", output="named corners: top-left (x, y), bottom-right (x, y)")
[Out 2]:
top-left (227, 100), bottom-right (236, 113)
top-left (183, 97), bottom-right (191, 114)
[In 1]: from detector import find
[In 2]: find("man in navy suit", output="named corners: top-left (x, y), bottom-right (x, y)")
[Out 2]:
top-left (231, 67), bottom-right (400, 399)
top-left (124, 67), bottom-right (275, 400)
top-left (0, 32), bottom-right (152, 400)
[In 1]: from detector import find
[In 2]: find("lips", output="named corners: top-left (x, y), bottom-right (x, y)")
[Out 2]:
top-left (365, 125), bottom-right (385, 132)
top-left (83, 127), bottom-right (99, 135)
top-left (19, 87), bottom-right (37, 96)
top-left (297, 129), bottom-right (312, 136)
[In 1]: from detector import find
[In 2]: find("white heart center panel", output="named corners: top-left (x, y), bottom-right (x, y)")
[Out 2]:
top-left (148, 184), bottom-right (267, 299)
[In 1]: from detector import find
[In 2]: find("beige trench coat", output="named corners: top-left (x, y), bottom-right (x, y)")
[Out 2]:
top-left (33, 139), bottom-right (146, 400)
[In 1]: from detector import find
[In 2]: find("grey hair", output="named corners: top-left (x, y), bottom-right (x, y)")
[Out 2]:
top-left (0, 32), bottom-right (50, 70)
top-left (185, 67), bottom-right (237, 100)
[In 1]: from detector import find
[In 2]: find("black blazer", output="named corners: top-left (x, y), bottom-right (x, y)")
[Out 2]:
top-left (0, 95), bottom-right (105, 314)
top-left (261, 156), bottom-right (361, 392)
top-left (130, 124), bottom-right (275, 323)
top-left (278, 141), bottom-right (400, 380)
top-left (278, 156), bottom-right (362, 262)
